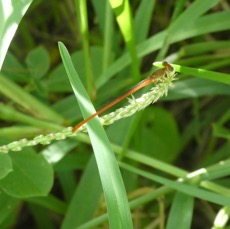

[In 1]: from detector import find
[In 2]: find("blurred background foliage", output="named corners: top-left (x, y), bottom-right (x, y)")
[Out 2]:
top-left (0, 0), bottom-right (230, 228)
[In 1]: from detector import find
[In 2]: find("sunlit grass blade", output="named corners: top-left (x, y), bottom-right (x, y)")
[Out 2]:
top-left (58, 42), bottom-right (133, 229)
top-left (153, 62), bottom-right (230, 85)
top-left (109, 0), bottom-right (140, 81)
top-left (0, 0), bottom-right (32, 69)
top-left (97, 10), bottom-right (230, 88)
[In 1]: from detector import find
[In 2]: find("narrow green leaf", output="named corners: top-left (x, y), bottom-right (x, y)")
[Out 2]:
top-left (74, 0), bottom-right (95, 96)
top-left (109, 0), bottom-right (140, 81)
top-left (0, 75), bottom-right (65, 123)
top-left (120, 162), bottom-right (230, 206)
top-left (170, 0), bottom-right (220, 33)
top-left (28, 204), bottom-right (56, 229)
top-left (61, 156), bottom-right (102, 229)
top-left (102, 1), bottom-right (114, 71)
top-left (58, 42), bottom-right (133, 229)
top-left (166, 192), bottom-right (194, 229)
top-left (179, 41), bottom-right (230, 57)
top-left (153, 62), bottom-right (230, 85)
top-left (213, 124), bottom-right (230, 140)
top-left (27, 194), bottom-right (67, 215)
top-left (0, 103), bottom-right (62, 131)
top-left (97, 10), bottom-right (230, 87)
top-left (205, 158), bottom-right (230, 180)
top-left (0, 126), bottom-right (42, 139)
top-left (134, 0), bottom-right (155, 43)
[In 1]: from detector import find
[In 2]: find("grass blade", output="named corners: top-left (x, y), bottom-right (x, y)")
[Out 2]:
top-left (166, 192), bottom-right (194, 229)
top-left (97, 10), bottom-right (230, 87)
top-left (58, 42), bottom-right (133, 229)
top-left (61, 156), bottom-right (102, 228)
top-left (154, 62), bottom-right (230, 85)
top-left (74, 0), bottom-right (95, 96)
top-left (0, 0), bottom-right (32, 69)
top-left (120, 162), bottom-right (230, 206)
top-left (170, 0), bottom-right (220, 33)
top-left (109, 0), bottom-right (140, 81)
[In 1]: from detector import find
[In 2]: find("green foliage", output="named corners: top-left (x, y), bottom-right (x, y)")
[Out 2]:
top-left (0, 0), bottom-right (230, 228)
top-left (0, 148), bottom-right (53, 198)
top-left (166, 192), bottom-right (194, 229)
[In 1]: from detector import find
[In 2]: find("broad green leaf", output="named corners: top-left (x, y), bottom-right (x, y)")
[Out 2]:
top-left (0, 154), bottom-right (12, 179)
top-left (52, 95), bottom-right (81, 120)
top-left (140, 107), bottom-right (181, 163)
top-left (0, 0), bottom-right (33, 69)
top-left (26, 46), bottom-right (50, 79)
top-left (2, 51), bottom-right (29, 82)
top-left (47, 47), bottom-right (103, 93)
top-left (0, 148), bottom-right (53, 198)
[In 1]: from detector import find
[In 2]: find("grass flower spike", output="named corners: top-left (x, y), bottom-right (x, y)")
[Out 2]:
top-left (0, 62), bottom-right (177, 154)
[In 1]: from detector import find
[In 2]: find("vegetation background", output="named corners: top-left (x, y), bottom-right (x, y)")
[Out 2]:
top-left (0, 0), bottom-right (230, 228)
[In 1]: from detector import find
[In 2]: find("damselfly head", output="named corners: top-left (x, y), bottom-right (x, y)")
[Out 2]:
top-left (162, 61), bottom-right (175, 76)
